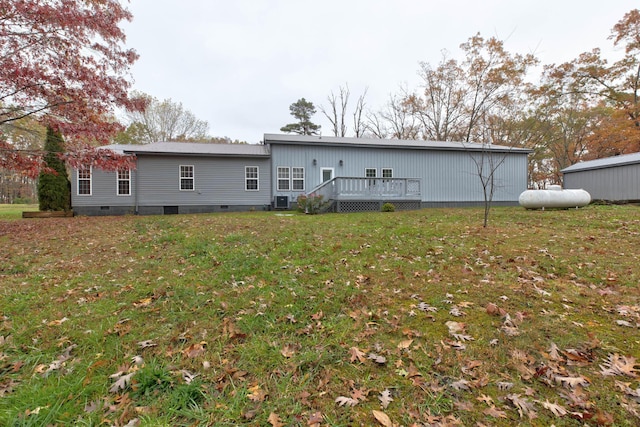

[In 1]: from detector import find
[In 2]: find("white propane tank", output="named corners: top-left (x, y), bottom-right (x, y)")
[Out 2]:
top-left (519, 185), bottom-right (591, 209)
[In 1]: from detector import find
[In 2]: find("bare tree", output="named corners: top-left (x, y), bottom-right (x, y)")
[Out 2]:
top-left (364, 111), bottom-right (388, 139)
top-left (366, 91), bottom-right (420, 140)
top-left (125, 93), bottom-right (210, 143)
top-left (352, 88), bottom-right (368, 137)
top-left (320, 85), bottom-right (369, 137)
top-left (466, 125), bottom-right (511, 227)
top-left (321, 86), bottom-right (349, 137)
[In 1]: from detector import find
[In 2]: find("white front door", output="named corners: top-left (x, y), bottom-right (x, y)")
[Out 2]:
top-left (321, 167), bottom-right (334, 183)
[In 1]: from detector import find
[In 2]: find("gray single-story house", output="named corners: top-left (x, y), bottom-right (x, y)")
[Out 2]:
top-left (561, 152), bottom-right (640, 203)
top-left (70, 134), bottom-right (531, 216)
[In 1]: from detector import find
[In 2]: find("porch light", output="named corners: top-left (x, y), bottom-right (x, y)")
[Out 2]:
top-left (313, 159), bottom-right (317, 165)
top-left (339, 160), bottom-right (343, 166)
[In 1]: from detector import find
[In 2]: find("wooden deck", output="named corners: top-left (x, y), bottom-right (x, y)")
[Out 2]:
top-left (308, 177), bottom-right (421, 212)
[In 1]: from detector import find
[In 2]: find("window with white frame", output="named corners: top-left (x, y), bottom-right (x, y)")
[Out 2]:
top-left (117, 169), bottom-right (131, 195)
top-left (292, 167), bottom-right (305, 191)
top-left (277, 167), bottom-right (290, 190)
top-left (365, 168), bottom-right (377, 187)
top-left (245, 166), bottom-right (259, 191)
top-left (180, 165), bottom-right (194, 190)
top-left (77, 166), bottom-right (92, 195)
top-left (382, 168), bottom-right (393, 179)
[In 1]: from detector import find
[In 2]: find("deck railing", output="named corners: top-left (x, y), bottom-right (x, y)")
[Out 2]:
top-left (308, 177), bottom-right (421, 201)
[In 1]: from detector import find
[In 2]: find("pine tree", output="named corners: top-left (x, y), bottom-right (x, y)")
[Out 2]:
top-left (38, 127), bottom-right (71, 211)
top-left (280, 98), bottom-right (321, 135)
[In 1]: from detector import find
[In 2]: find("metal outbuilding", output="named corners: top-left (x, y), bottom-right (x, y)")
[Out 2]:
top-left (561, 152), bottom-right (640, 203)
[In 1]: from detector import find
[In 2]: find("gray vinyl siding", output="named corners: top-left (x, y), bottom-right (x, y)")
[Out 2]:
top-left (270, 144), bottom-right (527, 203)
top-left (135, 155), bottom-right (271, 206)
top-left (71, 155), bottom-right (272, 212)
top-left (563, 163), bottom-right (640, 202)
top-left (71, 168), bottom-right (135, 207)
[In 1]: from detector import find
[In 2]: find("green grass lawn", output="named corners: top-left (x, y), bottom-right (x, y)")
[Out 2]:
top-left (0, 206), bottom-right (639, 426)
top-left (0, 204), bottom-right (38, 219)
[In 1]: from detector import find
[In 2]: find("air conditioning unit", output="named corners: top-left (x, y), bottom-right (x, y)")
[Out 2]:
top-left (275, 196), bottom-right (289, 209)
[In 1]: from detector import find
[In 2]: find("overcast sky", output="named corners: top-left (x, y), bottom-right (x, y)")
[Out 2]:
top-left (122, 1), bottom-right (637, 144)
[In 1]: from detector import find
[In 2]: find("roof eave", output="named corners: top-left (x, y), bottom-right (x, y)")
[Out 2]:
top-left (265, 137), bottom-right (531, 153)
top-left (561, 159), bottom-right (640, 173)
top-left (123, 151), bottom-right (269, 158)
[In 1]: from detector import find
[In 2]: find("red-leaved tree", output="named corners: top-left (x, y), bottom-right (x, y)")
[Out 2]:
top-left (0, 0), bottom-right (143, 176)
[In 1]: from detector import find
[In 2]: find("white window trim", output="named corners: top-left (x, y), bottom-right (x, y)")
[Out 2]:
top-left (179, 165), bottom-right (195, 191)
top-left (277, 166), bottom-right (290, 191)
top-left (245, 166), bottom-right (259, 191)
top-left (292, 166), bottom-right (305, 191)
top-left (77, 166), bottom-right (92, 196)
top-left (116, 169), bottom-right (131, 196)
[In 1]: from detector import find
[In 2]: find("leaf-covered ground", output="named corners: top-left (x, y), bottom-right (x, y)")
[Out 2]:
top-left (0, 206), bottom-right (639, 426)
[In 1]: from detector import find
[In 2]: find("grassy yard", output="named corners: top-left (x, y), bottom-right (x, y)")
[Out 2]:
top-left (0, 206), bottom-right (639, 426)
top-left (0, 204), bottom-right (38, 219)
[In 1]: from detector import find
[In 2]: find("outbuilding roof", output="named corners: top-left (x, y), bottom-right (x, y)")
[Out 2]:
top-left (100, 142), bottom-right (270, 157)
top-left (561, 152), bottom-right (640, 173)
top-left (264, 133), bottom-right (532, 153)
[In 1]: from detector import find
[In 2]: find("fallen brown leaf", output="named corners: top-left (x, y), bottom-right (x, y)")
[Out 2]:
top-left (267, 412), bottom-right (284, 427)
top-left (109, 372), bottom-right (134, 393)
top-left (372, 409), bottom-right (393, 427)
top-left (308, 411), bottom-right (323, 426)
top-left (47, 317), bottom-right (69, 326)
top-left (247, 384), bottom-right (268, 402)
top-left (137, 340), bottom-right (157, 349)
top-left (298, 390), bottom-right (312, 406)
top-left (397, 339), bottom-right (413, 350)
top-left (368, 352), bottom-right (387, 365)
top-left (477, 394), bottom-right (494, 405)
top-left (351, 387), bottom-right (368, 402)
top-left (600, 353), bottom-right (639, 378)
top-left (183, 342), bottom-right (206, 359)
top-left (133, 297), bottom-right (153, 308)
top-left (335, 396), bottom-right (359, 407)
top-left (540, 399), bottom-right (568, 417)
top-left (281, 343), bottom-right (297, 358)
top-left (379, 389), bottom-right (393, 409)
top-left (349, 346), bottom-right (367, 363)
top-left (483, 405), bottom-right (507, 418)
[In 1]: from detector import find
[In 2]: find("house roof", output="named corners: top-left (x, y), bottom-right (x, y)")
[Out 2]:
top-left (263, 133), bottom-right (532, 153)
top-left (561, 152), bottom-right (640, 173)
top-left (99, 135), bottom-right (531, 158)
top-left (100, 142), bottom-right (270, 157)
